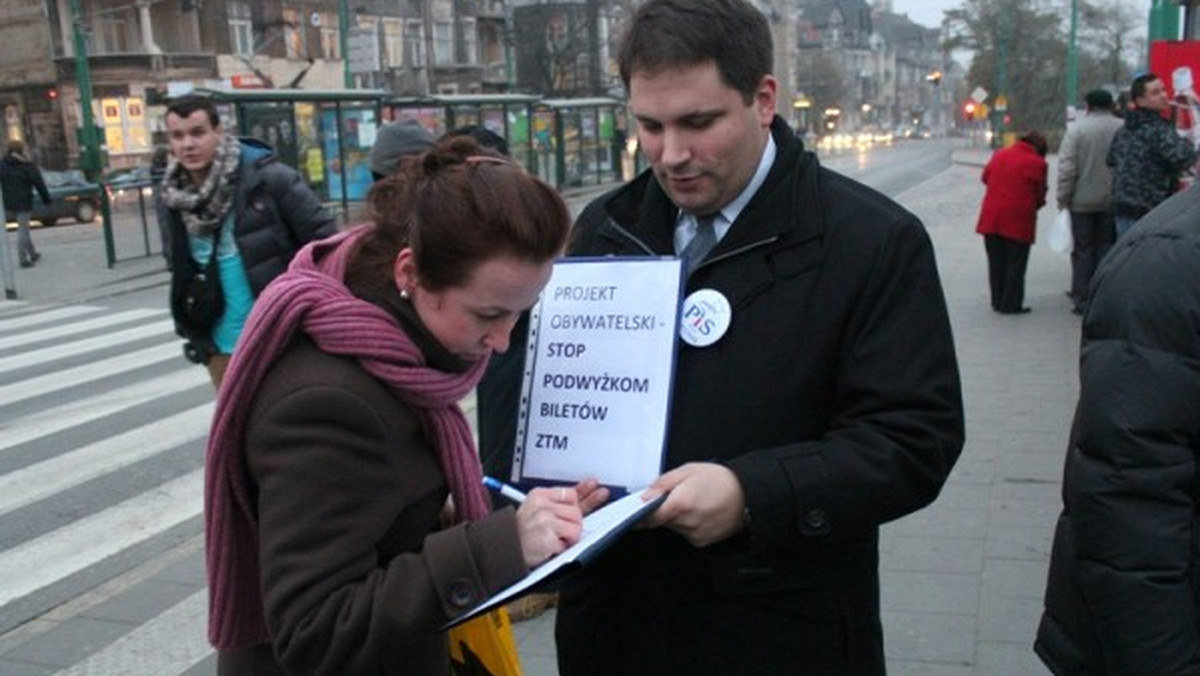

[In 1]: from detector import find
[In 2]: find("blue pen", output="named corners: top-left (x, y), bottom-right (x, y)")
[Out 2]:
top-left (483, 476), bottom-right (528, 503)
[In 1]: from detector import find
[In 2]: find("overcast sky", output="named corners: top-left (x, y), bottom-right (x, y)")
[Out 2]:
top-left (892, 0), bottom-right (1149, 31)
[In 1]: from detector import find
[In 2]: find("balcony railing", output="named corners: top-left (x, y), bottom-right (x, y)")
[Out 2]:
top-left (55, 52), bottom-right (217, 80)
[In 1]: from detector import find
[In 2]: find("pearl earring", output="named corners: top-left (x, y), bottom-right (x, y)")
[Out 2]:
top-left (400, 288), bottom-right (410, 300)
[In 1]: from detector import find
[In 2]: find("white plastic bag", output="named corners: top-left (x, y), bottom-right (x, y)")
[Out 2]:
top-left (1048, 210), bottom-right (1072, 254)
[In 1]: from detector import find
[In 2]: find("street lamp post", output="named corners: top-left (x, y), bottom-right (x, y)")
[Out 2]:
top-left (1066, 0), bottom-right (1078, 113)
top-left (339, 0), bottom-right (352, 88)
top-left (68, 0), bottom-right (101, 180)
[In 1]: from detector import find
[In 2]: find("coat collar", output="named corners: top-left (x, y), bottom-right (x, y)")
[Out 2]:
top-left (600, 116), bottom-right (825, 256)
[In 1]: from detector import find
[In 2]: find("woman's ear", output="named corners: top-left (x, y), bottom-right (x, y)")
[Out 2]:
top-left (393, 248), bottom-right (418, 296)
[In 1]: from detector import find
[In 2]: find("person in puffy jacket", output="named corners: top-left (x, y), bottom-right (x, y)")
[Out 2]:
top-left (975, 131), bottom-right (1049, 314)
top-left (161, 94), bottom-right (336, 388)
top-left (1035, 180), bottom-right (1200, 676)
top-left (1107, 72), bottom-right (1197, 238)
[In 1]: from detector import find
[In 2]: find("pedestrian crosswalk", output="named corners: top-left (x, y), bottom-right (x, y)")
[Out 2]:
top-left (0, 301), bottom-right (217, 675)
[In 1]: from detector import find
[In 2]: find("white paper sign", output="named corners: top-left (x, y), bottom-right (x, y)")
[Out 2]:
top-left (512, 258), bottom-right (684, 491)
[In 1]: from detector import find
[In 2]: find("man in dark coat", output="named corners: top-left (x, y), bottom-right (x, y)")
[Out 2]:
top-left (162, 94), bottom-right (335, 388)
top-left (1035, 181), bottom-right (1200, 676)
top-left (551, 0), bottom-right (965, 673)
top-left (0, 139), bottom-right (51, 267)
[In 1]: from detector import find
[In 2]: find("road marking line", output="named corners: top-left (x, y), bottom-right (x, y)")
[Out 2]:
top-left (0, 305), bottom-right (102, 332)
top-left (0, 342), bottom-right (180, 407)
top-left (0, 469), bottom-right (202, 607)
top-left (0, 319), bottom-right (176, 374)
top-left (0, 308), bottom-right (165, 350)
top-left (0, 403), bottom-right (212, 517)
top-left (0, 368), bottom-right (209, 452)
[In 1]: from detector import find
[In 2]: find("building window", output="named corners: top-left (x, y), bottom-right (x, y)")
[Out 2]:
top-left (229, 2), bottom-right (253, 57)
top-left (405, 20), bottom-right (425, 67)
top-left (283, 9), bottom-right (306, 59)
top-left (383, 19), bottom-right (404, 67)
top-left (320, 13), bottom-right (340, 60)
top-left (95, 14), bottom-right (130, 53)
top-left (461, 18), bottom-right (477, 65)
top-left (99, 97), bottom-right (150, 155)
top-left (433, 20), bottom-right (452, 66)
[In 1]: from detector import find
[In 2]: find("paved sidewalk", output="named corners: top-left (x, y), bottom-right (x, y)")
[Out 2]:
top-left (2, 146), bottom-right (1080, 675)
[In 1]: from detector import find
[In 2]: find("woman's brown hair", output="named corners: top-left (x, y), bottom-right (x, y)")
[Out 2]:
top-left (345, 136), bottom-right (570, 298)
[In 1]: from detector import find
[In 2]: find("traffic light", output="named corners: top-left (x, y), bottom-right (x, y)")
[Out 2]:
top-left (963, 101), bottom-right (977, 119)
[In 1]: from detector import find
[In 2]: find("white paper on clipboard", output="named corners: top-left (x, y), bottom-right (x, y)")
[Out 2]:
top-left (511, 257), bottom-right (684, 492)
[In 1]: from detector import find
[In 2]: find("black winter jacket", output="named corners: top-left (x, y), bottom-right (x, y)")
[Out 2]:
top-left (168, 139), bottom-right (336, 342)
top-left (1035, 182), bottom-right (1200, 676)
top-left (555, 117), bottom-right (964, 675)
top-left (0, 152), bottom-right (50, 213)
top-left (1107, 107), bottom-right (1196, 218)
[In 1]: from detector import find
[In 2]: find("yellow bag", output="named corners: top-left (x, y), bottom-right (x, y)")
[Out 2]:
top-left (447, 607), bottom-right (524, 676)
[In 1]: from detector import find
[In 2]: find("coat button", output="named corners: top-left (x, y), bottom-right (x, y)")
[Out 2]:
top-left (448, 580), bottom-right (474, 608)
top-left (805, 508), bottom-right (828, 530)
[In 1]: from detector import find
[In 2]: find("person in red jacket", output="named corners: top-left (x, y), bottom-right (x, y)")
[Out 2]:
top-left (976, 131), bottom-right (1049, 314)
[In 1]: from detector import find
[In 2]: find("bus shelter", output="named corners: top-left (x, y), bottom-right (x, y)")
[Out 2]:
top-left (197, 88), bottom-right (389, 217)
top-left (384, 94), bottom-right (540, 172)
top-left (532, 98), bottom-right (627, 190)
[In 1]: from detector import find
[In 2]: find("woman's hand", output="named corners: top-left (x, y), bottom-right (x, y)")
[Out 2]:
top-left (515, 486), bottom-right (584, 568)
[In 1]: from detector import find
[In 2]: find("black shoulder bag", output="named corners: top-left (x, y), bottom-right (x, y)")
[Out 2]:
top-left (173, 227), bottom-right (225, 335)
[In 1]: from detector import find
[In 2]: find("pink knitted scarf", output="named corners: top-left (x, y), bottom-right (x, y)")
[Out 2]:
top-left (204, 226), bottom-right (491, 650)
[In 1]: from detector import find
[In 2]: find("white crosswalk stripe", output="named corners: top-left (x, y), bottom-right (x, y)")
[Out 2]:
top-left (0, 303), bottom-right (218, 674)
top-left (0, 319), bottom-right (176, 374)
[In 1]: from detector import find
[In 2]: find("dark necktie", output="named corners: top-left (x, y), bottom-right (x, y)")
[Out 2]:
top-left (682, 214), bottom-right (717, 274)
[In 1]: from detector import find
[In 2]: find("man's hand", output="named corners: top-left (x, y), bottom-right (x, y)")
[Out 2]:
top-left (572, 477), bottom-right (611, 516)
top-left (642, 462), bottom-right (746, 548)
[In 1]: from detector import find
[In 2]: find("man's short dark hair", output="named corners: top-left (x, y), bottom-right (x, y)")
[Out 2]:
top-left (617, 0), bottom-right (772, 105)
top-left (166, 94), bottom-right (220, 128)
top-left (1084, 89), bottom-right (1113, 110)
top-left (1130, 73), bottom-right (1160, 102)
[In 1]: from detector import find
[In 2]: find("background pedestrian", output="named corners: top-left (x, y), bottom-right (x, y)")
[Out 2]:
top-left (976, 131), bottom-right (1049, 314)
top-left (1108, 72), bottom-right (1197, 237)
top-left (1057, 89), bottom-right (1122, 315)
top-left (0, 140), bottom-right (50, 268)
top-left (162, 94), bottom-right (336, 388)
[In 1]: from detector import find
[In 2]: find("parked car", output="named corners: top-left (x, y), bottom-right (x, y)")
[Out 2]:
top-left (102, 166), bottom-right (156, 205)
top-left (29, 170), bottom-right (103, 227)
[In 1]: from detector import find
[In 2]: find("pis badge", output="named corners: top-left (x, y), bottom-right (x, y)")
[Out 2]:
top-left (680, 288), bottom-right (731, 347)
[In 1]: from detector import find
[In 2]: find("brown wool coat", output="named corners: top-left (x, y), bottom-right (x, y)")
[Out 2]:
top-left (217, 334), bottom-right (526, 676)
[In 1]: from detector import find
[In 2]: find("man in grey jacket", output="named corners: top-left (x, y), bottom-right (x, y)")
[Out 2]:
top-left (1057, 89), bottom-right (1123, 315)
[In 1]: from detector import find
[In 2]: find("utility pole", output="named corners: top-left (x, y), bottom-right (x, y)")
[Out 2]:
top-left (1066, 0), bottom-right (1078, 112)
top-left (339, 0), bottom-right (352, 87)
top-left (68, 0), bottom-right (101, 181)
top-left (0, 182), bottom-right (16, 299)
top-left (993, 12), bottom-right (1010, 148)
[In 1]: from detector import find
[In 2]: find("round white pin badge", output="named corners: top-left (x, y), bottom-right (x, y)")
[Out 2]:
top-left (679, 288), bottom-right (732, 347)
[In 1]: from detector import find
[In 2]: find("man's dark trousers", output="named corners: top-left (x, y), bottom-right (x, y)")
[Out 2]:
top-left (1069, 211), bottom-right (1114, 310)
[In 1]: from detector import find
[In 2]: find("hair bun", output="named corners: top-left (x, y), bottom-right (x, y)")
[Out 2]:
top-left (417, 136), bottom-right (489, 176)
